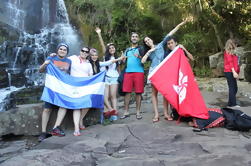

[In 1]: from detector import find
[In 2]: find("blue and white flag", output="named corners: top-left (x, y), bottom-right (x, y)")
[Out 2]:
top-left (41, 63), bottom-right (105, 109)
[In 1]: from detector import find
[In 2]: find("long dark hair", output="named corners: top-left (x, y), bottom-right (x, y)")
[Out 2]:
top-left (104, 44), bottom-right (119, 70)
top-left (142, 36), bottom-right (151, 55)
top-left (89, 58), bottom-right (100, 75)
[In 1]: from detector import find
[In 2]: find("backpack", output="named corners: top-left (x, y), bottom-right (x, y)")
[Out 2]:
top-left (222, 107), bottom-right (251, 131)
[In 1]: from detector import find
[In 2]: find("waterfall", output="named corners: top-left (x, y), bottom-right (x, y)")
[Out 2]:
top-left (0, 0), bottom-right (83, 111)
top-left (5, 0), bottom-right (25, 31)
top-left (12, 47), bottom-right (21, 69)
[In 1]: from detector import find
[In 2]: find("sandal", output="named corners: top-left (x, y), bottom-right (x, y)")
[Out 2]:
top-left (79, 126), bottom-right (86, 130)
top-left (164, 115), bottom-right (173, 121)
top-left (152, 117), bottom-right (159, 123)
top-left (73, 131), bottom-right (81, 136)
top-left (120, 114), bottom-right (130, 119)
top-left (110, 110), bottom-right (118, 116)
top-left (136, 114), bottom-right (142, 120)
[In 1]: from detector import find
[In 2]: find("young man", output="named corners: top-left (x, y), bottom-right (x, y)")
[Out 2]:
top-left (165, 36), bottom-right (194, 61)
top-left (38, 43), bottom-right (71, 142)
top-left (120, 32), bottom-right (144, 120)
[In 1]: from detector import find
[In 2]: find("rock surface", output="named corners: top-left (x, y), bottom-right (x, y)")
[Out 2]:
top-left (1, 87), bottom-right (251, 165)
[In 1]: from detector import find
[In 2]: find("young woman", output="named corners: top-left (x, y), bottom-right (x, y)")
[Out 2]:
top-left (68, 47), bottom-right (93, 136)
top-left (95, 28), bottom-right (124, 117)
top-left (141, 19), bottom-right (192, 123)
top-left (224, 39), bottom-right (240, 107)
top-left (89, 48), bottom-right (124, 118)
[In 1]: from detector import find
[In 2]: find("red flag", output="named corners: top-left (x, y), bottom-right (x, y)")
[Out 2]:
top-left (149, 47), bottom-right (209, 119)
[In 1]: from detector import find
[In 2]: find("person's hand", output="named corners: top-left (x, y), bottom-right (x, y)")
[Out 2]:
top-left (95, 27), bottom-right (101, 34)
top-left (44, 59), bottom-right (50, 65)
top-left (178, 44), bottom-right (185, 50)
top-left (233, 72), bottom-right (239, 79)
top-left (49, 53), bottom-right (56, 57)
top-left (148, 47), bottom-right (156, 53)
top-left (183, 16), bottom-right (193, 23)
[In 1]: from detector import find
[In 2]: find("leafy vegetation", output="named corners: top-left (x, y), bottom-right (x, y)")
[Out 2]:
top-left (65, 0), bottom-right (251, 77)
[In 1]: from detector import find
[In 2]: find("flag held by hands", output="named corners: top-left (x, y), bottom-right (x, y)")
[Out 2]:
top-left (149, 47), bottom-right (209, 119)
top-left (41, 63), bottom-right (105, 109)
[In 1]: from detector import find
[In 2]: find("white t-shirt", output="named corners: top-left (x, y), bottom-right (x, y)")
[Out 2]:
top-left (105, 56), bottom-right (119, 77)
top-left (68, 55), bottom-right (93, 77)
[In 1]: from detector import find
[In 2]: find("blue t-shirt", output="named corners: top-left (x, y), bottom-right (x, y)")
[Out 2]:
top-left (125, 47), bottom-right (144, 73)
top-left (47, 56), bottom-right (71, 73)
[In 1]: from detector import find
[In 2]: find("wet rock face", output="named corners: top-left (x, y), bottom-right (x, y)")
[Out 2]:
top-left (0, 69), bottom-right (8, 88)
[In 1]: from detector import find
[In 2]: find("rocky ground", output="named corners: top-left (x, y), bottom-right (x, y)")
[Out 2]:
top-left (1, 78), bottom-right (251, 166)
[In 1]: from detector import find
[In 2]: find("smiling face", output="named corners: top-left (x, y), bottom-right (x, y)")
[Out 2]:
top-left (80, 47), bottom-right (89, 59)
top-left (57, 46), bottom-right (68, 58)
top-left (167, 39), bottom-right (177, 51)
top-left (90, 53), bottom-right (98, 61)
top-left (108, 44), bottom-right (116, 55)
top-left (131, 33), bottom-right (139, 44)
top-left (144, 37), bottom-right (154, 47)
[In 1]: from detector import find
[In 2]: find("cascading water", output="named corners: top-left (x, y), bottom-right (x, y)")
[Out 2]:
top-left (0, 0), bottom-right (83, 111)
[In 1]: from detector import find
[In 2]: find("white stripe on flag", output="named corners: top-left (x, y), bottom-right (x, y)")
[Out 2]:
top-left (45, 74), bottom-right (105, 98)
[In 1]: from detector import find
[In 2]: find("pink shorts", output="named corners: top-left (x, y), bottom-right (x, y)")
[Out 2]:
top-left (123, 72), bottom-right (144, 93)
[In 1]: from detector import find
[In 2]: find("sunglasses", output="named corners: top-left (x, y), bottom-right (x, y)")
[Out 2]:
top-left (81, 49), bottom-right (89, 53)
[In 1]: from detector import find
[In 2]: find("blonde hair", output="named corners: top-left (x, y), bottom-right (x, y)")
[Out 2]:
top-left (225, 39), bottom-right (236, 54)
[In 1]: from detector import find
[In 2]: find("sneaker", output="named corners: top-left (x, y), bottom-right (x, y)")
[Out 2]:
top-left (227, 105), bottom-right (241, 108)
top-left (51, 126), bottom-right (65, 137)
top-left (38, 132), bottom-right (52, 142)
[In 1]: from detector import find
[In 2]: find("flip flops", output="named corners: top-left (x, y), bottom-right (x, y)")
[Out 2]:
top-left (136, 114), bottom-right (142, 120)
top-left (120, 114), bottom-right (130, 119)
top-left (164, 116), bottom-right (173, 121)
top-left (152, 117), bottom-right (159, 123)
top-left (73, 131), bottom-right (81, 136)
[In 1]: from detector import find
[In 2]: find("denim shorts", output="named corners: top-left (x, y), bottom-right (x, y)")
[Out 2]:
top-left (105, 76), bottom-right (118, 85)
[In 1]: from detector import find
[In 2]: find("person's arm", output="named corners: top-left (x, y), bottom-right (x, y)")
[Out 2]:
top-left (179, 44), bottom-right (194, 61)
top-left (167, 18), bottom-right (190, 36)
top-left (95, 27), bottom-right (106, 54)
top-left (39, 59), bottom-right (50, 73)
top-left (141, 47), bottom-right (156, 63)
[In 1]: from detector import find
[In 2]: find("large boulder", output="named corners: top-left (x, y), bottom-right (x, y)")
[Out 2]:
top-left (0, 104), bottom-right (101, 136)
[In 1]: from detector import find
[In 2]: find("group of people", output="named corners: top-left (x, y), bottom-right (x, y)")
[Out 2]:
top-left (38, 16), bottom-right (240, 142)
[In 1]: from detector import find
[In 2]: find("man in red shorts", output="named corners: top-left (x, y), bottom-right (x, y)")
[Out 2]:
top-left (120, 32), bottom-right (144, 120)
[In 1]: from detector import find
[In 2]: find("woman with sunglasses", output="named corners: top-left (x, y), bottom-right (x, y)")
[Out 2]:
top-left (95, 27), bottom-right (124, 118)
top-left (67, 47), bottom-right (93, 136)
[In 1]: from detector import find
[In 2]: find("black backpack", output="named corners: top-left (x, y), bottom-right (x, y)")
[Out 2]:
top-left (222, 107), bottom-right (251, 132)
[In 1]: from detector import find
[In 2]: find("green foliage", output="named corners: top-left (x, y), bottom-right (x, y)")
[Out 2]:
top-left (194, 66), bottom-right (212, 78)
top-left (65, 0), bottom-right (251, 74)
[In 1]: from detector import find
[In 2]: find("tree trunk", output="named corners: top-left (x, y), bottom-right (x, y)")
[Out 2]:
top-left (208, 20), bottom-right (224, 51)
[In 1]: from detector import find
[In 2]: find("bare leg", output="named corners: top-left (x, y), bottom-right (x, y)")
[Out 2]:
top-left (79, 108), bottom-right (89, 128)
top-left (110, 84), bottom-right (118, 111)
top-left (53, 107), bottom-right (67, 128)
top-left (151, 85), bottom-right (159, 119)
top-left (135, 93), bottom-right (142, 116)
top-left (41, 108), bottom-right (51, 132)
top-left (73, 109), bottom-right (81, 133)
top-left (163, 97), bottom-right (172, 120)
top-left (123, 93), bottom-right (131, 115)
top-left (104, 84), bottom-right (113, 111)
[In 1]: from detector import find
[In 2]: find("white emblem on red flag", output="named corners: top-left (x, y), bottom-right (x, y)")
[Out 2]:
top-left (173, 70), bottom-right (188, 104)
